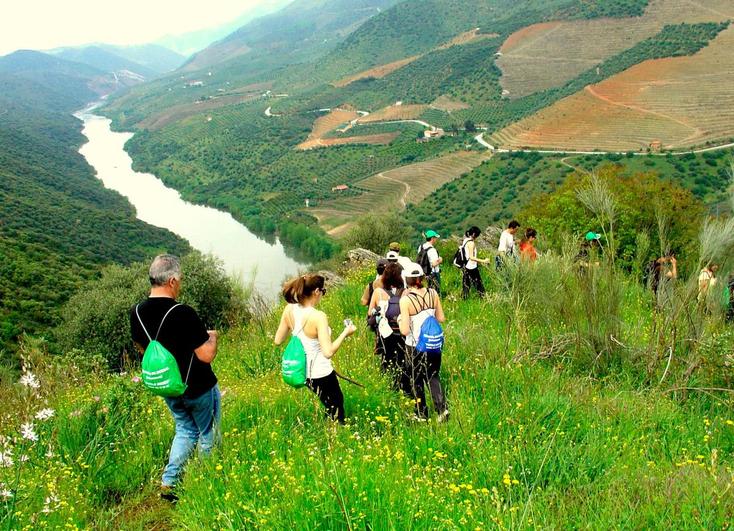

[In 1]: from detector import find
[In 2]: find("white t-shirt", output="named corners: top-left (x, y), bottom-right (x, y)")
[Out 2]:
top-left (498, 230), bottom-right (515, 255)
top-left (420, 242), bottom-right (440, 273)
top-left (396, 255), bottom-right (413, 270)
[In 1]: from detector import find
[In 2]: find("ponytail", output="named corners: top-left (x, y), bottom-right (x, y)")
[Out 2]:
top-left (406, 276), bottom-right (424, 289)
top-left (282, 274), bottom-right (325, 304)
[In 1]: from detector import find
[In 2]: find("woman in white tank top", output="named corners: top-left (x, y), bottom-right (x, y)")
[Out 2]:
top-left (399, 263), bottom-right (448, 422)
top-left (274, 274), bottom-right (356, 423)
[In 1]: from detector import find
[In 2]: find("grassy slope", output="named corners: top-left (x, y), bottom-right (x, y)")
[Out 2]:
top-left (3, 265), bottom-right (733, 528)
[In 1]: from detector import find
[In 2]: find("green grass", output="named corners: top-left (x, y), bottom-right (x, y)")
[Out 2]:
top-left (2, 260), bottom-right (734, 528)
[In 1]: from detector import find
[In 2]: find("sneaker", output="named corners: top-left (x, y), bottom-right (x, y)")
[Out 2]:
top-left (160, 486), bottom-right (178, 503)
top-left (437, 410), bottom-right (450, 424)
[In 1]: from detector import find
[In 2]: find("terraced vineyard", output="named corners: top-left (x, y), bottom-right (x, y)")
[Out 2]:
top-left (332, 56), bottom-right (419, 87)
top-left (497, 0), bottom-right (734, 98)
top-left (358, 104), bottom-right (428, 123)
top-left (492, 24), bottom-right (734, 151)
top-left (311, 150), bottom-right (489, 234)
top-left (297, 108), bottom-right (359, 149)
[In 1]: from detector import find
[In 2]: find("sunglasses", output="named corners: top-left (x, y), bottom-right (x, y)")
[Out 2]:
top-left (319, 287), bottom-right (328, 295)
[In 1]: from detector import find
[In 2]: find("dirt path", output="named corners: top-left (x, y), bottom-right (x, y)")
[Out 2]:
top-left (585, 85), bottom-right (704, 144)
top-left (375, 171), bottom-right (411, 208)
top-left (560, 156), bottom-right (589, 175)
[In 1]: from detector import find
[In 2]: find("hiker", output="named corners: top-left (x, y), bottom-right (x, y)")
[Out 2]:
top-left (129, 254), bottom-right (220, 501)
top-left (727, 274), bottom-right (734, 322)
top-left (399, 263), bottom-right (448, 422)
top-left (496, 220), bottom-right (520, 270)
top-left (698, 263), bottom-right (719, 303)
top-left (274, 274), bottom-right (356, 424)
top-left (388, 242), bottom-right (413, 270)
top-left (575, 231), bottom-right (603, 270)
top-left (417, 230), bottom-right (443, 294)
top-left (647, 255), bottom-right (677, 296)
top-left (360, 258), bottom-right (388, 306)
top-left (460, 226), bottom-right (491, 299)
top-left (368, 263), bottom-right (409, 391)
top-left (519, 228), bottom-right (538, 262)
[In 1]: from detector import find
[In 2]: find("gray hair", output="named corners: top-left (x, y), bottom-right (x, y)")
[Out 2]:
top-left (149, 254), bottom-right (181, 286)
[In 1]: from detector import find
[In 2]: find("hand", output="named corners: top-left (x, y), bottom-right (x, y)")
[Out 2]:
top-left (208, 330), bottom-right (218, 338)
top-left (437, 257), bottom-right (443, 264)
top-left (670, 256), bottom-right (677, 265)
top-left (344, 324), bottom-right (357, 337)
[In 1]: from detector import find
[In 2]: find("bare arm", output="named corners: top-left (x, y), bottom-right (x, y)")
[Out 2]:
top-left (360, 282), bottom-right (372, 306)
top-left (316, 312), bottom-right (356, 359)
top-left (433, 291), bottom-right (445, 323)
top-left (398, 297), bottom-right (412, 337)
top-left (194, 331), bottom-right (218, 364)
top-left (273, 306), bottom-right (291, 346)
top-left (368, 288), bottom-right (387, 316)
top-left (467, 241), bottom-right (491, 265)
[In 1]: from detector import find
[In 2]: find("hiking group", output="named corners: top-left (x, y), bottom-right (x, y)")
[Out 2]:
top-left (126, 222), bottom-right (557, 501)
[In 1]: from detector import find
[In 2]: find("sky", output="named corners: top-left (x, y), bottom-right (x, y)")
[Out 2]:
top-left (0, 0), bottom-right (274, 55)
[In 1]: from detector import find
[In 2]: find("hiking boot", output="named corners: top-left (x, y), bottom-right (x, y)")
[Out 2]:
top-left (160, 486), bottom-right (178, 503)
top-left (437, 410), bottom-right (450, 424)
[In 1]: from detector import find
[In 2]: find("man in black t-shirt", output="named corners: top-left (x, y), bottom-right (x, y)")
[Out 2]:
top-left (130, 254), bottom-right (219, 500)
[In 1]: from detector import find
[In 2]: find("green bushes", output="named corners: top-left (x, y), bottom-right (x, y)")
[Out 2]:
top-left (56, 253), bottom-right (249, 369)
top-left (344, 212), bottom-right (410, 254)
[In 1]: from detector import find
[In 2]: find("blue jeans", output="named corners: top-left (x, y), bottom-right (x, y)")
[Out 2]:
top-left (162, 384), bottom-right (221, 487)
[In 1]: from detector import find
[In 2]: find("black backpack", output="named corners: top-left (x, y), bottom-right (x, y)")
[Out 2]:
top-left (416, 244), bottom-right (432, 275)
top-left (453, 239), bottom-right (469, 269)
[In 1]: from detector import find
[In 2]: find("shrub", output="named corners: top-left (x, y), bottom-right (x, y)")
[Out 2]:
top-left (56, 252), bottom-right (249, 369)
top-left (344, 213), bottom-right (410, 254)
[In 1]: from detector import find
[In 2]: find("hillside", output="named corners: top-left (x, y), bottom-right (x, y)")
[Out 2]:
top-left (181, 0), bottom-right (400, 72)
top-left (52, 44), bottom-right (186, 78)
top-left (0, 52), bottom-right (187, 352)
top-left (2, 256), bottom-right (734, 528)
top-left (99, 0), bottom-right (734, 257)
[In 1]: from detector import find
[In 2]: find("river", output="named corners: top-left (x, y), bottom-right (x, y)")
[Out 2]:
top-left (75, 108), bottom-right (305, 298)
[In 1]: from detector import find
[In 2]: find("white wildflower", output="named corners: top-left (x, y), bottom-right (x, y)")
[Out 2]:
top-left (0, 486), bottom-right (12, 499)
top-left (20, 423), bottom-right (38, 442)
top-left (0, 450), bottom-right (13, 468)
top-left (35, 408), bottom-right (55, 421)
top-left (20, 455), bottom-right (29, 462)
top-left (19, 372), bottom-right (40, 390)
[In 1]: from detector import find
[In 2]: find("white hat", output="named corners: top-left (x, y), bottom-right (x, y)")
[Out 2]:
top-left (386, 251), bottom-right (399, 262)
top-left (403, 262), bottom-right (424, 278)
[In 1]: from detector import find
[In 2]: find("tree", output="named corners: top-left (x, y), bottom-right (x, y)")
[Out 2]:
top-left (464, 120), bottom-right (476, 133)
top-left (520, 165), bottom-right (705, 270)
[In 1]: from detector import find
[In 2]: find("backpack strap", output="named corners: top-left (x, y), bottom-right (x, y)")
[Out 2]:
top-left (155, 304), bottom-right (182, 341)
top-left (134, 305), bottom-right (152, 343)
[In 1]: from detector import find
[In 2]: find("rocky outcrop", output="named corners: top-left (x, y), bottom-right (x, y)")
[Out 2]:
top-left (345, 248), bottom-right (381, 267)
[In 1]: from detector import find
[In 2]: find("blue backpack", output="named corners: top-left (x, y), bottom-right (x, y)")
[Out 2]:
top-left (408, 291), bottom-right (444, 355)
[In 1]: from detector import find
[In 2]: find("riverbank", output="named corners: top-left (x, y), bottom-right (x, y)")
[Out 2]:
top-left (75, 107), bottom-right (303, 298)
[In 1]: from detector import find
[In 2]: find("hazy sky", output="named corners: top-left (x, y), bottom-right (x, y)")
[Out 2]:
top-left (0, 0), bottom-right (273, 55)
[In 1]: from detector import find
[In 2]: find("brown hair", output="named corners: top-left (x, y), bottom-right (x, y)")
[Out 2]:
top-left (406, 276), bottom-right (424, 289)
top-left (282, 274), bottom-right (325, 304)
top-left (382, 263), bottom-right (403, 291)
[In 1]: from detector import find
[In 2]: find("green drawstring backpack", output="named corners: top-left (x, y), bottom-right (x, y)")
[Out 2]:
top-left (281, 311), bottom-right (312, 388)
top-left (135, 304), bottom-right (194, 397)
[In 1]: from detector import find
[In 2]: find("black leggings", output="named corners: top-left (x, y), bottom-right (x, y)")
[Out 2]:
top-left (404, 346), bottom-right (447, 418)
top-left (376, 334), bottom-right (411, 394)
top-left (307, 371), bottom-right (345, 424)
top-left (462, 267), bottom-right (485, 299)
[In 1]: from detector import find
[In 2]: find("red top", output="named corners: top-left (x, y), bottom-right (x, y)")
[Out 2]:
top-left (519, 241), bottom-right (537, 261)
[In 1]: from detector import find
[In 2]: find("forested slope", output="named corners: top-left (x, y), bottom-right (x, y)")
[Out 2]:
top-left (0, 53), bottom-right (187, 353)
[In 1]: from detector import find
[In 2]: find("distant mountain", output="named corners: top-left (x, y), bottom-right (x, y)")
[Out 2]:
top-left (0, 50), bottom-right (103, 109)
top-left (155, 0), bottom-right (293, 57)
top-left (181, 0), bottom-right (399, 72)
top-left (53, 46), bottom-right (158, 78)
top-left (51, 43), bottom-right (185, 81)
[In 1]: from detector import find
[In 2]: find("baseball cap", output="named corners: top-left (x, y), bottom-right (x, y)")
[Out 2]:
top-left (425, 229), bottom-right (440, 239)
top-left (403, 263), bottom-right (425, 278)
top-left (585, 231), bottom-right (601, 241)
top-left (386, 251), bottom-right (399, 262)
top-left (389, 242), bottom-right (401, 252)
